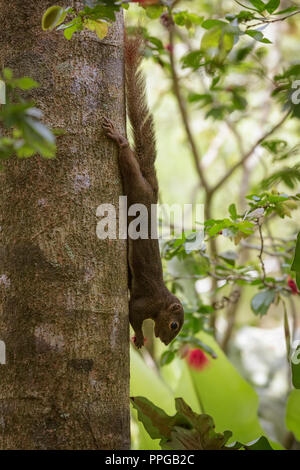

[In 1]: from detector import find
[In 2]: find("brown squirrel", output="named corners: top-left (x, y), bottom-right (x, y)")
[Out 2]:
top-left (102, 35), bottom-right (184, 349)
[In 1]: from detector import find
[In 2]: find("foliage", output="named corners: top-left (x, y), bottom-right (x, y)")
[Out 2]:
top-left (291, 232), bottom-right (300, 289)
top-left (131, 396), bottom-right (273, 450)
top-left (286, 390), bottom-right (300, 441)
top-left (131, 331), bottom-right (284, 449)
top-left (42, 1), bottom-right (129, 40)
top-left (0, 68), bottom-right (56, 166)
top-left (126, 0), bottom-right (299, 449)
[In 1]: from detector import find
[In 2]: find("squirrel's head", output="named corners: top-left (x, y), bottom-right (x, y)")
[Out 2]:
top-left (154, 300), bottom-right (184, 345)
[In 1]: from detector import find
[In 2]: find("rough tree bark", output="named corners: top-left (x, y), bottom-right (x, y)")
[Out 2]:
top-left (0, 0), bottom-right (129, 449)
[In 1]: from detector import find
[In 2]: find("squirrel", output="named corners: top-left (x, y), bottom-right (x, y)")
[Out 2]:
top-left (102, 35), bottom-right (184, 349)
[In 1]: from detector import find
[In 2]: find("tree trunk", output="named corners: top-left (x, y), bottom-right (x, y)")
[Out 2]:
top-left (0, 0), bottom-right (129, 450)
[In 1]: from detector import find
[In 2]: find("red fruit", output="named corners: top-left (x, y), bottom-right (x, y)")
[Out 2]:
top-left (288, 276), bottom-right (298, 295)
top-left (187, 348), bottom-right (209, 371)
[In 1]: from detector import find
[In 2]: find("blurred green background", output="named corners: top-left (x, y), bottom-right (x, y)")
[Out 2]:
top-left (126, 0), bottom-right (300, 450)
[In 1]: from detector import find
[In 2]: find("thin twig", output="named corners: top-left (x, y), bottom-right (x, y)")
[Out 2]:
top-left (258, 220), bottom-right (266, 282)
top-left (241, 241), bottom-right (293, 257)
top-left (210, 111), bottom-right (290, 193)
top-left (250, 10), bottom-right (300, 28)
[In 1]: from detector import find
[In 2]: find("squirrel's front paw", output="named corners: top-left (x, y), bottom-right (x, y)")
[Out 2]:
top-left (102, 116), bottom-right (116, 139)
top-left (132, 334), bottom-right (145, 349)
top-left (102, 116), bottom-right (128, 148)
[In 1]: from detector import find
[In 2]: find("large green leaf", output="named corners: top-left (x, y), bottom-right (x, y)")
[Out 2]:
top-left (131, 333), bottom-right (281, 449)
top-left (131, 396), bottom-right (273, 450)
top-left (161, 332), bottom-right (271, 445)
top-left (130, 396), bottom-right (179, 441)
top-left (291, 344), bottom-right (300, 389)
top-left (286, 389), bottom-right (300, 440)
top-left (131, 396), bottom-right (233, 450)
top-left (130, 347), bottom-right (175, 450)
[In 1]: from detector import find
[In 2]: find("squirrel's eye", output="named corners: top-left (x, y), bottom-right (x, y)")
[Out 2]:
top-left (170, 321), bottom-right (178, 330)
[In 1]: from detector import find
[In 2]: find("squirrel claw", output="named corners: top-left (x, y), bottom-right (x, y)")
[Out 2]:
top-left (102, 117), bottom-right (129, 148)
top-left (102, 116), bottom-right (114, 132)
top-left (102, 116), bottom-right (125, 144)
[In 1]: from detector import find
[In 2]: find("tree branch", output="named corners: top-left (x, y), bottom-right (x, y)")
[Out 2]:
top-left (210, 111), bottom-right (290, 194)
top-left (258, 220), bottom-right (266, 282)
top-left (168, 27), bottom-right (211, 196)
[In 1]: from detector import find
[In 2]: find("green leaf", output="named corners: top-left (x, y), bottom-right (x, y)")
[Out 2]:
top-left (130, 396), bottom-right (234, 450)
top-left (81, 4), bottom-right (119, 21)
top-left (228, 203), bottom-right (237, 220)
top-left (145, 5), bottom-right (164, 19)
top-left (160, 350), bottom-right (176, 367)
top-left (160, 332), bottom-right (277, 449)
top-left (188, 93), bottom-right (213, 105)
top-left (181, 50), bottom-right (204, 69)
top-left (84, 19), bottom-right (109, 39)
top-left (235, 44), bottom-right (254, 61)
top-left (249, 0), bottom-right (267, 12)
top-left (286, 389), bottom-right (300, 440)
top-left (42, 5), bottom-right (67, 31)
top-left (234, 10), bottom-right (256, 22)
top-left (22, 117), bottom-right (56, 158)
top-left (148, 36), bottom-right (164, 50)
top-left (291, 232), bottom-right (300, 273)
top-left (3, 68), bottom-right (13, 80)
top-left (13, 77), bottom-right (40, 90)
top-left (174, 11), bottom-right (203, 28)
top-left (130, 348), bottom-right (175, 450)
top-left (265, 0), bottom-right (280, 14)
top-left (260, 165), bottom-right (300, 190)
top-left (291, 232), bottom-right (300, 290)
top-left (25, 117), bottom-right (55, 144)
top-left (63, 22), bottom-right (80, 40)
top-left (291, 344), bottom-right (300, 389)
top-left (202, 19), bottom-right (228, 29)
top-left (251, 289), bottom-right (275, 316)
top-left (261, 139), bottom-right (287, 154)
top-left (130, 396), bottom-right (177, 442)
top-left (297, 273), bottom-right (300, 291)
top-left (274, 6), bottom-right (299, 15)
top-left (244, 436), bottom-right (274, 450)
top-left (245, 30), bottom-right (272, 43)
top-left (201, 26), bottom-right (234, 61)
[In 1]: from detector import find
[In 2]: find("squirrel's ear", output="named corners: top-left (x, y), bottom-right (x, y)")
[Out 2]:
top-left (168, 303), bottom-right (182, 313)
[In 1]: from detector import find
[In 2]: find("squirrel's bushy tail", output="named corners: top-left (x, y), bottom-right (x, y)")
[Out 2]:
top-left (124, 34), bottom-right (157, 187)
